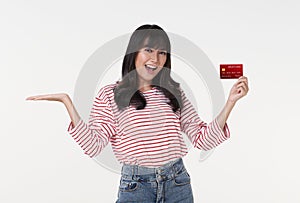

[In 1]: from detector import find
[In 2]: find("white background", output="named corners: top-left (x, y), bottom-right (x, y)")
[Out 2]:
top-left (1, 0), bottom-right (300, 202)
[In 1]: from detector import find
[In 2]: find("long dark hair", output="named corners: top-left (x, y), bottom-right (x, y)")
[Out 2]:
top-left (114, 24), bottom-right (182, 112)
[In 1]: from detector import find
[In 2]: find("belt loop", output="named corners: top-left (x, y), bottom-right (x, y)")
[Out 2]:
top-left (171, 161), bottom-right (175, 179)
top-left (131, 166), bottom-right (134, 180)
top-left (172, 159), bottom-right (178, 176)
top-left (132, 165), bottom-right (138, 181)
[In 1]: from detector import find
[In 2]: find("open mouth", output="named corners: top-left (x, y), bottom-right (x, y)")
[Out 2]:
top-left (145, 65), bottom-right (158, 71)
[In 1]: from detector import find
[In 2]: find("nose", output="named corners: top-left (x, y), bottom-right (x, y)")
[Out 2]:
top-left (150, 51), bottom-right (159, 63)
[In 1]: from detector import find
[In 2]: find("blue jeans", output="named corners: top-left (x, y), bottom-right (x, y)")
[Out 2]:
top-left (116, 158), bottom-right (194, 203)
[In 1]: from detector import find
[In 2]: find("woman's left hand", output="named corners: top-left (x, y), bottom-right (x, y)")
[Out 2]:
top-left (228, 76), bottom-right (249, 103)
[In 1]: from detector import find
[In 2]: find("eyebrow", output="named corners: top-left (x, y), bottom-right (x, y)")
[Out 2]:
top-left (142, 45), bottom-right (167, 51)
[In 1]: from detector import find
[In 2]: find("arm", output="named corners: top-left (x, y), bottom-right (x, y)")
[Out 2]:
top-left (66, 87), bottom-right (117, 157)
top-left (180, 76), bottom-right (249, 150)
top-left (216, 76), bottom-right (249, 129)
top-left (180, 90), bottom-right (230, 151)
top-left (26, 93), bottom-right (81, 127)
top-left (216, 100), bottom-right (235, 130)
top-left (63, 95), bottom-right (81, 128)
top-left (26, 86), bottom-right (116, 157)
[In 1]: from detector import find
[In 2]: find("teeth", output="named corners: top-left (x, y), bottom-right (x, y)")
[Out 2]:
top-left (145, 65), bottom-right (157, 70)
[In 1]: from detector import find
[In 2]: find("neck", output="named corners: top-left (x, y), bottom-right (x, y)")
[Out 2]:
top-left (138, 80), bottom-right (153, 92)
top-left (139, 85), bottom-right (152, 92)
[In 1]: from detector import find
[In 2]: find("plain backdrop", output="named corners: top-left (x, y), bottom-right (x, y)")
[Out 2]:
top-left (1, 0), bottom-right (300, 202)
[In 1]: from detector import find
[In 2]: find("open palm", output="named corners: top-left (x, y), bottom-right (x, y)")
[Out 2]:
top-left (26, 93), bottom-right (69, 103)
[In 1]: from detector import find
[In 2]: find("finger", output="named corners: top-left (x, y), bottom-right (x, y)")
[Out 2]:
top-left (237, 86), bottom-right (247, 95)
top-left (26, 95), bottom-right (49, 101)
top-left (236, 81), bottom-right (248, 87)
top-left (243, 77), bottom-right (248, 86)
top-left (235, 78), bottom-right (248, 88)
top-left (236, 80), bottom-right (249, 91)
top-left (239, 76), bottom-right (248, 86)
top-left (237, 82), bottom-right (249, 91)
top-left (26, 96), bottom-right (42, 100)
top-left (237, 78), bottom-right (248, 84)
top-left (26, 96), bottom-right (35, 100)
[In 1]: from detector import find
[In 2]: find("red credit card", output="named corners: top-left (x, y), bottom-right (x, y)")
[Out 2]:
top-left (220, 64), bottom-right (243, 79)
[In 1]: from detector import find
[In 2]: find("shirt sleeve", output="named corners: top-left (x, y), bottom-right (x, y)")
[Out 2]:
top-left (179, 88), bottom-right (230, 151)
top-left (67, 86), bottom-right (117, 157)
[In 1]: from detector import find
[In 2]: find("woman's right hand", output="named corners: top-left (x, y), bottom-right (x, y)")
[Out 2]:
top-left (26, 93), bottom-right (69, 103)
top-left (26, 93), bottom-right (81, 127)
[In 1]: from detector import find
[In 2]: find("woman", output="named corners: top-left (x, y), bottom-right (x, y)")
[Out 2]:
top-left (26, 24), bottom-right (249, 202)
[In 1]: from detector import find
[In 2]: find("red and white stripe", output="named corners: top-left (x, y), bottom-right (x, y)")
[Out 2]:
top-left (68, 83), bottom-right (230, 167)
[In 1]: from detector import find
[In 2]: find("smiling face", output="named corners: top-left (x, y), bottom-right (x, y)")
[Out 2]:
top-left (121, 26), bottom-right (171, 92)
top-left (135, 46), bottom-right (167, 91)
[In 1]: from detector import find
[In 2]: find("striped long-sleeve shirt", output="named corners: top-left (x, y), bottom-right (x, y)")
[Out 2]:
top-left (67, 83), bottom-right (230, 167)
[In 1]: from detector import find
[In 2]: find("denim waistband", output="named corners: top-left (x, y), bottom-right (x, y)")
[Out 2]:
top-left (121, 158), bottom-right (186, 182)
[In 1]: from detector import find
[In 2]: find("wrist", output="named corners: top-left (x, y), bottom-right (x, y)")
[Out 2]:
top-left (62, 94), bottom-right (72, 105)
top-left (226, 99), bottom-right (236, 107)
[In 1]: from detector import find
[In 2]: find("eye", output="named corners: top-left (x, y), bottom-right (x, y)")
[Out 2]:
top-left (144, 48), bottom-right (153, 53)
top-left (159, 51), bottom-right (167, 56)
